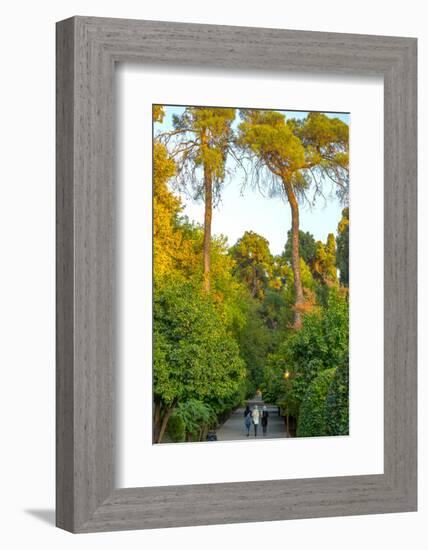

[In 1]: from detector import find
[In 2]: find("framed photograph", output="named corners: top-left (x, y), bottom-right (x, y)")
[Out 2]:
top-left (56, 16), bottom-right (417, 533)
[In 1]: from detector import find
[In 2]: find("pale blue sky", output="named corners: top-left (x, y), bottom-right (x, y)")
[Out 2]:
top-left (155, 106), bottom-right (349, 255)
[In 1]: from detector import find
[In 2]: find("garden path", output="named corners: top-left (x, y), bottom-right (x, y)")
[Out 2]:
top-left (216, 405), bottom-right (289, 441)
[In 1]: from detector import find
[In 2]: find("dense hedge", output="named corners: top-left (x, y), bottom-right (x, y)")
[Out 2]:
top-left (296, 368), bottom-right (336, 437)
top-left (325, 359), bottom-right (349, 436)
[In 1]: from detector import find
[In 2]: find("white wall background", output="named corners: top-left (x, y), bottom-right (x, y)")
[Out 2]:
top-left (0, 1), bottom-right (425, 548)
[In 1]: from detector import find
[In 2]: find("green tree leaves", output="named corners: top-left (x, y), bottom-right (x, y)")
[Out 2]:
top-left (239, 110), bottom-right (306, 179)
top-left (263, 286), bottom-right (349, 434)
top-left (325, 359), bottom-right (349, 436)
top-left (154, 278), bottom-right (246, 442)
top-left (159, 106), bottom-right (236, 292)
top-left (336, 207), bottom-right (349, 286)
top-left (230, 231), bottom-right (273, 300)
top-left (237, 109), bottom-right (348, 327)
top-left (296, 368), bottom-right (336, 437)
top-left (283, 230), bottom-right (317, 267)
top-left (168, 400), bottom-right (217, 442)
top-left (153, 105), bottom-right (350, 442)
top-left (154, 279), bottom-right (245, 405)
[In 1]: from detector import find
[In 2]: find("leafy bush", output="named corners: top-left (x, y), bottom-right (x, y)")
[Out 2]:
top-left (325, 359), bottom-right (349, 435)
top-left (167, 412), bottom-right (186, 442)
top-left (264, 286), bottom-right (348, 414)
top-left (296, 368), bottom-right (336, 437)
top-left (169, 399), bottom-right (217, 442)
top-left (154, 278), bottom-right (246, 407)
top-left (153, 278), bottom-right (246, 442)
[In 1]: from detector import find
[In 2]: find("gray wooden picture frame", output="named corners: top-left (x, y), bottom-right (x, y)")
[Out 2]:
top-left (56, 16), bottom-right (417, 533)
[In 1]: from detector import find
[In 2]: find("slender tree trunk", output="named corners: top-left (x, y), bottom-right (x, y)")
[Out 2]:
top-left (153, 400), bottom-right (161, 443)
top-left (203, 164), bottom-right (213, 293)
top-left (156, 398), bottom-right (178, 444)
top-left (283, 179), bottom-right (304, 328)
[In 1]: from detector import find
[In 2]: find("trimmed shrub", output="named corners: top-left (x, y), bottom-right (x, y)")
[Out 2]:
top-left (297, 368), bottom-right (336, 437)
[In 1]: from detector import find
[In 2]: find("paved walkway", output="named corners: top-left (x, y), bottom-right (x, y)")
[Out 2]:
top-left (216, 406), bottom-right (289, 441)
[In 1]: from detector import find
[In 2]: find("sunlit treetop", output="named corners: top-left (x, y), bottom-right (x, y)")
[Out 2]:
top-left (290, 112), bottom-right (349, 202)
top-left (238, 110), bottom-right (306, 180)
top-left (238, 109), bottom-right (349, 205)
top-left (337, 207), bottom-right (349, 234)
top-left (231, 230), bottom-right (273, 265)
top-left (312, 233), bottom-right (337, 285)
top-left (153, 105), bottom-right (166, 124)
top-left (166, 107), bottom-right (237, 199)
top-left (230, 230), bottom-right (274, 300)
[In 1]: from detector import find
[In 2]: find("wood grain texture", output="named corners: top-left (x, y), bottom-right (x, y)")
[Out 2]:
top-left (56, 18), bottom-right (75, 532)
top-left (56, 16), bottom-right (417, 533)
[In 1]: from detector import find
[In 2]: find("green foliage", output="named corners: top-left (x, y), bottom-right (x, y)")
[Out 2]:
top-left (154, 278), bottom-right (246, 409)
top-left (312, 234), bottom-right (337, 284)
top-left (261, 360), bottom-right (299, 416)
top-left (235, 295), bottom-right (279, 395)
top-left (325, 359), bottom-right (349, 435)
top-left (282, 258), bottom-right (316, 302)
top-left (153, 105), bottom-right (350, 442)
top-left (336, 208), bottom-right (349, 286)
top-left (239, 109), bottom-right (349, 201)
top-left (153, 105), bottom-right (166, 123)
top-left (170, 107), bottom-right (236, 203)
top-left (264, 286), bottom-right (348, 414)
top-left (292, 112), bottom-right (349, 203)
top-left (259, 289), bottom-right (288, 330)
top-left (325, 234), bottom-right (337, 282)
top-left (169, 399), bottom-right (217, 442)
top-left (167, 412), bottom-right (186, 442)
top-left (283, 230), bottom-right (317, 266)
top-left (153, 140), bottom-right (194, 279)
top-left (230, 231), bottom-right (273, 300)
top-left (295, 112), bottom-right (348, 151)
top-left (296, 368), bottom-right (336, 437)
top-left (239, 110), bottom-right (306, 181)
top-left (238, 109), bottom-right (348, 327)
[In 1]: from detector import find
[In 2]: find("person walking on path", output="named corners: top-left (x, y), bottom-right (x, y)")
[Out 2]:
top-left (261, 405), bottom-right (269, 436)
top-left (252, 405), bottom-right (260, 437)
top-left (244, 405), bottom-right (252, 437)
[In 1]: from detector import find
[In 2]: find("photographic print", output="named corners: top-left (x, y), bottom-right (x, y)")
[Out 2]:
top-left (153, 104), bottom-right (349, 444)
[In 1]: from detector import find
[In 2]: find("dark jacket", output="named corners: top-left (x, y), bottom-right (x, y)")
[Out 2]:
top-left (261, 410), bottom-right (269, 426)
